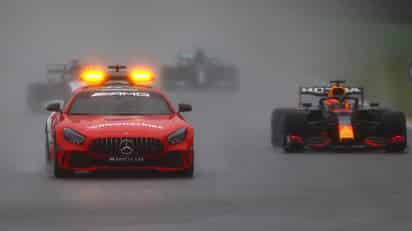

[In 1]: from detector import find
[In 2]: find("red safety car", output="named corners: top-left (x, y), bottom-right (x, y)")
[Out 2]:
top-left (45, 65), bottom-right (194, 178)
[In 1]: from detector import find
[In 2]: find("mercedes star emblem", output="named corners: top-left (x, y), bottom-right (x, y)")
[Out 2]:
top-left (119, 139), bottom-right (134, 155)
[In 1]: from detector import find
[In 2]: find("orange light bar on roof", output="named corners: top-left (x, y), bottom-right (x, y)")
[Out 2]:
top-left (129, 67), bottom-right (155, 86)
top-left (338, 125), bottom-right (354, 141)
top-left (80, 67), bottom-right (107, 85)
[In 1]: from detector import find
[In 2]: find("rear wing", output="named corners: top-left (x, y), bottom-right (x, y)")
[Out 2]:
top-left (298, 86), bottom-right (364, 107)
top-left (46, 63), bottom-right (83, 85)
top-left (46, 64), bottom-right (69, 85)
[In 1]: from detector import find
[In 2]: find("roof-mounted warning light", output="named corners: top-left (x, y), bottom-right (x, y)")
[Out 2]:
top-left (80, 66), bottom-right (107, 85)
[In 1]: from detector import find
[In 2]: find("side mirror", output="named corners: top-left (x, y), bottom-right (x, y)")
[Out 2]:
top-left (302, 103), bottom-right (312, 108)
top-left (178, 103), bottom-right (192, 113)
top-left (45, 100), bottom-right (63, 112)
top-left (370, 102), bottom-right (380, 107)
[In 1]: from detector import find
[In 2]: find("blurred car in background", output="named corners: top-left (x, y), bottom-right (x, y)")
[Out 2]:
top-left (26, 59), bottom-right (84, 113)
top-left (161, 48), bottom-right (239, 91)
top-left (271, 80), bottom-right (407, 153)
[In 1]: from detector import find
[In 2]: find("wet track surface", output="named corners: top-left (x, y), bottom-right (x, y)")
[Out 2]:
top-left (2, 0), bottom-right (412, 230)
top-left (1, 92), bottom-right (412, 231)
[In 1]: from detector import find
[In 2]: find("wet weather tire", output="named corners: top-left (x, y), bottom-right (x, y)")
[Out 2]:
top-left (181, 165), bottom-right (194, 178)
top-left (281, 111), bottom-right (307, 153)
top-left (53, 157), bottom-right (73, 179)
top-left (271, 108), bottom-right (295, 148)
top-left (382, 111), bottom-right (407, 153)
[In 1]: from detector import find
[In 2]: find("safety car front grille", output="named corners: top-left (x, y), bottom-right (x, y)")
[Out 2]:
top-left (89, 137), bottom-right (163, 155)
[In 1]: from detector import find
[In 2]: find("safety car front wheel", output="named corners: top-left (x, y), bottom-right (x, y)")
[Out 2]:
top-left (53, 158), bottom-right (73, 178)
top-left (180, 165), bottom-right (194, 178)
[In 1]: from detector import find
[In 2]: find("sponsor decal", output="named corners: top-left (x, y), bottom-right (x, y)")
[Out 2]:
top-left (91, 92), bottom-right (150, 97)
top-left (108, 156), bottom-right (144, 162)
top-left (300, 87), bottom-right (362, 94)
top-left (88, 122), bottom-right (164, 129)
top-left (301, 87), bottom-right (328, 94)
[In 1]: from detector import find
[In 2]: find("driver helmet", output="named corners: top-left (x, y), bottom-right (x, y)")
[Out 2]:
top-left (328, 86), bottom-right (346, 100)
top-left (326, 86), bottom-right (350, 109)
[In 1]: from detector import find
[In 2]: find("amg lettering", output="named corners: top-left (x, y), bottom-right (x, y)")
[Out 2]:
top-left (91, 92), bottom-right (150, 97)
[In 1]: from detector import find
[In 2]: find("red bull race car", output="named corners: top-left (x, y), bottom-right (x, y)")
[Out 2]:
top-left (45, 65), bottom-right (194, 178)
top-left (271, 80), bottom-right (407, 153)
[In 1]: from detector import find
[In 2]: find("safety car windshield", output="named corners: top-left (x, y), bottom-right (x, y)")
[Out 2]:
top-left (69, 90), bottom-right (172, 115)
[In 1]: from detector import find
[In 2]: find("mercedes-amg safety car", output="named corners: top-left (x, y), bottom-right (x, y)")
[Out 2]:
top-left (45, 65), bottom-right (194, 178)
top-left (271, 80), bottom-right (407, 153)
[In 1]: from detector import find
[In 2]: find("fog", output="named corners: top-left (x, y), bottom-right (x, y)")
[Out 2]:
top-left (3, 1), bottom-right (412, 230)
top-left (1, 0), bottom-right (410, 172)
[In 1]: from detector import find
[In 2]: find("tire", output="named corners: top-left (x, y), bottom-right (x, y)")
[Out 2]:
top-left (26, 83), bottom-right (50, 113)
top-left (179, 152), bottom-right (194, 178)
top-left (45, 130), bottom-right (54, 176)
top-left (271, 108), bottom-right (296, 147)
top-left (26, 82), bottom-right (70, 113)
top-left (161, 66), bottom-right (179, 90)
top-left (281, 110), bottom-right (307, 153)
top-left (382, 111), bottom-right (407, 153)
top-left (162, 66), bottom-right (196, 90)
top-left (53, 151), bottom-right (73, 178)
top-left (181, 165), bottom-right (194, 178)
top-left (45, 125), bottom-right (50, 163)
top-left (222, 67), bottom-right (240, 91)
top-left (271, 109), bottom-right (282, 146)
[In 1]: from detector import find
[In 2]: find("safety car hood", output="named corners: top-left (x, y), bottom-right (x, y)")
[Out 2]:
top-left (60, 114), bottom-right (188, 137)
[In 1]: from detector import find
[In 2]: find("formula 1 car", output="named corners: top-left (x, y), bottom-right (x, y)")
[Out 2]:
top-left (271, 80), bottom-right (407, 153)
top-left (45, 65), bottom-right (194, 178)
top-left (26, 60), bottom-right (84, 113)
top-left (161, 49), bottom-right (239, 91)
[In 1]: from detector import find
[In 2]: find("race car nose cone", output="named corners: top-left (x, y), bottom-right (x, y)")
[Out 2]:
top-left (338, 125), bottom-right (354, 141)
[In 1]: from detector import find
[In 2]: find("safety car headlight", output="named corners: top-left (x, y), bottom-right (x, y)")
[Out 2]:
top-left (168, 128), bottom-right (187, 144)
top-left (63, 128), bottom-right (85, 145)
